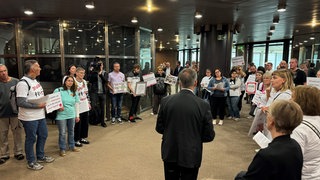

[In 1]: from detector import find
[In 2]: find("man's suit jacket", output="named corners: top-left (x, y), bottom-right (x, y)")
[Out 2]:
top-left (173, 66), bottom-right (184, 76)
top-left (236, 135), bottom-right (303, 180)
top-left (156, 89), bottom-right (215, 168)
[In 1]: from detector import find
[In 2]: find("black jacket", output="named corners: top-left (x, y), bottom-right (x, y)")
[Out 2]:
top-left (156, 89), bottom-right (215, 168)
top-left (88, 71), bottom-right (107, 94)
top-left (236, 135), bottom-right (303, 180)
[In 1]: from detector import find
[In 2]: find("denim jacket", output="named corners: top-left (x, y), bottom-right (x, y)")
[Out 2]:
top-left (207, 76), bottom-right (230, 97)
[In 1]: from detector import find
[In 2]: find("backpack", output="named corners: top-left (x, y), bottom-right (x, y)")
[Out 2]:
top-left (9, 79), bottom-right (30, 114)
top-left (154, 77), bottom-right (166, 94)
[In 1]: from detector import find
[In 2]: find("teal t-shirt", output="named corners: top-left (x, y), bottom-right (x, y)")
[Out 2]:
top-left (54, 87), bottom-right (80, 120)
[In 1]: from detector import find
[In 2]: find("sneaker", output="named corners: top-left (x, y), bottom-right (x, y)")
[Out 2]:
top-left (71, 148), bottom-right (80, 152)
top-left (117, 118), bottom-right (123, 124)
top-left (218, 120), bottom-right (224, 126)
top-left (37, 156), bottom-right (55, 163)
top-left (150, 112), bottom-right (154, 115)
top-left (234, 118), bottom-right (240, 121)
top-left (227, 116), bottom-right (233, 120)
top-left (27, 162), bottom-right (43, 170)
top-left (247, 115), bottom-right (254, 119)
top-left (128, 116), bottom-right (136, 123)
top-left (80, 138), bottom-right (90, 144)
top-left (59, 150), bottom-right (66, 157)
top-left (111, 118), bottom-right (116, 125)
top-left (75, 141), bottom-right (83, 147)
top-left (212, 119), bottom-right (217, 125)
top-left (101, 123), bottom-right (107, 128)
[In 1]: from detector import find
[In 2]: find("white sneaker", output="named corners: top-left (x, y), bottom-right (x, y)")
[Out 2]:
top-left (227, 116), bottom-right (233, 119)
top-left (117, 118), bottom-right (123, 124)
top-left (218, 120), bottom-right (224, 125)
top-left (247, 115), bottom-right (254, 119)
top-left (150, 112), bottom-right (154, 115)
top-left (111, 118), bottom-right (116, 124)
top-left (212, 119), bottom-right (217, 125)
top-left (234, 118), bottom-right (240, 121)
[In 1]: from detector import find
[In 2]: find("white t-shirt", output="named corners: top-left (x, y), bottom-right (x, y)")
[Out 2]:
top-left (75, 79), bottom-right (89, 101)
top-left (16, 76), bottom-right (45, 121)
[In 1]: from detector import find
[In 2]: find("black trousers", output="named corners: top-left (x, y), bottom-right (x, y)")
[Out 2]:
top-left (74, 111), bottom-right (89, 142)
top-left (164, 162), bottom-right (199, 180)
top-left (238, 91), bottom-right (245, 111)
top-left (129, 95), bottom-right (141, 117)
top-left (210, 96), bottom-right (227, 120)
top-left (90, 93), bottom-right (106, 124)
top-left (153, 94), bottom-right (166, 114)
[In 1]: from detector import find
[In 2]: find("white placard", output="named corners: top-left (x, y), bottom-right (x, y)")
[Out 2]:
top-left (215, 82), bottom-right (225, 89)
top-left (164, 75), bottom-right (178, 85)
top-left (246, 74), bottom-right (256, 83)
top-left (112, 82), bottom-right (128, 94)
top-left (135, 82), bottom-right (147, 96)
top-left (79, 99), bottom-right (90, 114)
top-left (246, 82), bottom-right (257, 94)
top-left (45, 92), bottom-right (63, 113)
top-left (307, 77), bottom-right (320, 89)
top-left (127, 77), bottom-right (140, 94)
top-left (253, 131), bottom-right (271, 149)
top-left (200, 79), bottom-right (210, 88)
top-left (252, 90), bottom-right (263, 106)
top-left (231, 56), bottom-right (245, 66)
top-left (142, 73), bottom-right (157, 87)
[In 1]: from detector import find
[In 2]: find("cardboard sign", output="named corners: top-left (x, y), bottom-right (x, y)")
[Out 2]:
top-left (142, 73), bottom-right (157, 87)
top-left (112, 82), bottom-right (128, 94)
top-left (45, 92), bottom-right (63, 113)
top-left (231, 56), bottom-right (245, 66)
top-left (246, 82), bottom-right (257, 94)
top-left (164, 75), bottom-right (178, 85)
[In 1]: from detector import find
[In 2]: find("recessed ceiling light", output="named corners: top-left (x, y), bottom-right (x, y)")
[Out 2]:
top-left (310, 37), bottom-right (315, 40)
top-left (277, 1), bottom-right (286, 12)
top-left (85, 1), bottom-right (95, 9)
top-left (157, 27), bottom-right (163, 32)
top-left (24, 9), bottom-right (34, 15)
top-left (78, 29), bottom-right (83, 32)
top-left (131, 17), bottom-right (138, 23)
top-left (304, 40), bottom-right (308, 43)
top-left (270, 26), bottom-right (275, 32)
top-left (195, 12), bottom-right (203, 19)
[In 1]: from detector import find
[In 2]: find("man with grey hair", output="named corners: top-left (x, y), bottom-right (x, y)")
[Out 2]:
top-left (0, 64), bottom-right (24, 164)
top-left (16, 60), bottom-right (54, 170)
top-left (156, 68), bottom-right (215, 180)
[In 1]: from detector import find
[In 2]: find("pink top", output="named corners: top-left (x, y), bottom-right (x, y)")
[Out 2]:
top-left (108, 71), bottom-right (125, 92)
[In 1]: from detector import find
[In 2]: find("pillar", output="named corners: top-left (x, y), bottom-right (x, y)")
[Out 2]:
top-left (199, 24), bottom-right (233, 80)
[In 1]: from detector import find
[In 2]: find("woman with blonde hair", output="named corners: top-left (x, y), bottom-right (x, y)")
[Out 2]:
top-left (261, 69), bottom-right (294, 139)
top-left (291, 85), bottom-right (320, 179)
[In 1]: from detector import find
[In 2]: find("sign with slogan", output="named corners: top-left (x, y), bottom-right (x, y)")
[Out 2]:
top-left (45, 92), bottom-right (63, 113)
top-left (112, 82), bottom-right (128, 94)
top-left (307, 77), bottom-right (320, 89)
top-left (164, 75), bottom-right (178, 85)
top-left (142, 72), bottom-right (157, 87)
top-left (246, 82), bottom-right (257, 94)
top-left (231, 56), bottom-right (245, 67)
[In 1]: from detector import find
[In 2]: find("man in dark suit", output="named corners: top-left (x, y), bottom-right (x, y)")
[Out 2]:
top-left (156, 68), bottom-right (215, 180)
top-left (173, 61), bottom-right (184, 76)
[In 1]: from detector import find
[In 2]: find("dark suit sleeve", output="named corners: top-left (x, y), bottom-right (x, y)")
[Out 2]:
top-left (156, 98), bottom-right (166, 134)
top-left (236, 153), bottom-right (268, 180)
top-left (202, 103), bottom-right (215, 142)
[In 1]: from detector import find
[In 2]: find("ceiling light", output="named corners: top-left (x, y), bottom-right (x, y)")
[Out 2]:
top-left (131, 17), bottom-right (138, 23)
top-left (78, 29), bottom-right (83, 32)
top-left (273, 15), bottom-right (279, 24)
top-left (24, 9), bottom-right (34, 15)
top-left (187, 35), bottom-right (191, 41)
top-left (157, 27), bottom-right (163, 32)
top-left (195, 12), bottom-right (203, 19)
top-left (267, 32), bottom-right (273, 37)
top-left (310, 37), bottom-right (315, 40)
top-left (85, 1), bottom-right (95, 9)
top-left (270, 26), bottom-right (275, 32)
top-left (277, 1), bottom-right (286, 12)
top-left (196, 39), bottom-right (200, 43)
top-left (174, 32), bottom-right (179, 37)
top-left (304, 40), bottom-right (308, 43)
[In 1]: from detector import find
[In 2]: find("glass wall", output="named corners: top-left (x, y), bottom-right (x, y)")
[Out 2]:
top-left (252, 44), bottom-right (266, 67)
top-left (267, 42), bottom-right (284, 70)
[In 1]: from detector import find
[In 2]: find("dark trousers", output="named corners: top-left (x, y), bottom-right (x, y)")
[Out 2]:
top-left (164, 162), bottom-right (199, 180)
top-left (129, 95), bottom-right (141, 117)
top-left (210, 96), bottom-right (227, 120)
top-left (74, 111), bottom-right (89, 142)
top-left (90, 93), bottom-right (106, 124)
top-left (238, 91), bottom-right (245, 111)
top-left (153, 94), bottom-right (166, 114)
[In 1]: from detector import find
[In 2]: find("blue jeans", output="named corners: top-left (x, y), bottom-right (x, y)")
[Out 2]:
top-left (56, 119), bottom-right (75, 150)
top-left (110, 93), bottom-right (123, 118)
top-left (227, 96), bottom-right (240, 118)
top-left (20, 119), bottom-right (48, 164)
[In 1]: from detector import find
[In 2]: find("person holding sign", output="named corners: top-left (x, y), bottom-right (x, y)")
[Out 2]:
top-left (16, 60), bottom-right (54, 170)
top-left (208, 68), bottom-right (230, 125)
top-left (235, 100), bottom-right (303, 180)
top-left (74, 67), bottom-right (91, 147)
top-left (127, 64), bottom-right (143, 123)
top-left (152, 66), bottom-right (168, 115)
top-left (54, 76), bottom-right (80, 157)
top-left (108, 62), bottom-right (126, 125)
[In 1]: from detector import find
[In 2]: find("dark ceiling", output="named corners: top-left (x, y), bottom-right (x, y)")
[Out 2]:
top-left (0, 0), bottom-right (320, 50)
